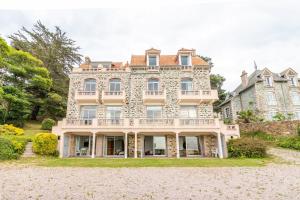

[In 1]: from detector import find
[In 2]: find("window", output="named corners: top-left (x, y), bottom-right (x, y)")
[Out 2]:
top-left (224, 107), bottom-right (230, 118)
top-left (106, 136), bottom-right (124, 156)
top-left (181, 55), bottom-right (189, 65)
top-left (146, 106), bottom-right (162, 118)
top-left (290, 76), bottom-right (298, 86)
top-left (144, 136), bottom-right (166, 156)
top-left (106, 106), bottom-right (122, 119)
top-left (80, 106), bottom-right (97, 119)
top-left (179, 136), bottom-right (201, 157)
top-left (290, 91), bottom-right (300, 105)
top-left (84, 79), bottom-right (96, 91)
top-left (109, 78), bottom-right (121, 92)
top-left (266, 92), bottom-right (277, 105)
top-left (180, 106), bottom-right (197, 118)
top-left (148, 78), bottom-right (159, 91)
top-left (264, 76), bottom-right (273, 87)
top-left (181, 78), bottom-right (193, 91)
top-left (80, 105), bottom-right (97, 125)
top-left (148, 55), bottom-right (157, 66)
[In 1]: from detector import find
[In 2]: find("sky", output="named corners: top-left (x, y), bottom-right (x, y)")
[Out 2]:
top-left (0, 0), bottom-right (300, 91)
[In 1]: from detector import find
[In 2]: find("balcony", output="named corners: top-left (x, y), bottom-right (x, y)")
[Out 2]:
top-left (62, 118), bottom-right (98, 128)
top-left (181, 65), bottom-right (193, 71)
top-left (143, 90), bottom-right (166, 105)
top-left (147, 66), bottom-right (160, 72)
top-left (98, 118), bottom-right (130, 128)
top-left (74, 90), bottom-right (99, 103)
top-left (177, 90), bottom-right (218, 104)
top-left (101, 91), bottom-right (126, 104)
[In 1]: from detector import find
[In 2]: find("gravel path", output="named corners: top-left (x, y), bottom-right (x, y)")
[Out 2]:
top-left (268, 148), bottom-right (300, 164)
top-left (1, 165), bottom-right (300, 200)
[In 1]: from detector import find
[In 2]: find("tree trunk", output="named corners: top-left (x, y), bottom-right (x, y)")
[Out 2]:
top-left (31, 105), bottom-right (40, 120)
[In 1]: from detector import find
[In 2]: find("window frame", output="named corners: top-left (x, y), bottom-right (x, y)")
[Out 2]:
top-left (181, 78), bottom-right (193, 91)
top-left (109, 78), bottom-right (121, 92)
top-left (180, 106), bottom-right (197, 118)
top-left (290, 91), bottom-right (300, 105)
top-left (83, 78), bottom-right (96, 92)
top-left (147, 78), bottom-right (159, 91)
top-left (146, 106), bottom-right (162, 119)
top-left (148, 55), bottom-right (157, 66)
top-left (266, 92), bottom-right (277, 106)
top-left (180, 55), bottom-right (189, 66)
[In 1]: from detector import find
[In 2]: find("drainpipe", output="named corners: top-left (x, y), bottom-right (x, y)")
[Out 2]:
top-left (280, 82), bottom-right (288, 116)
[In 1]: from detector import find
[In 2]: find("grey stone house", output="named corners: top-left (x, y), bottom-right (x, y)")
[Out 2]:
top-left (219, 67), bottom-right (300, 121)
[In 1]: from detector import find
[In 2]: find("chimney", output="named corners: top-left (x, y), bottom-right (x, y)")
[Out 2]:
top-left (241, 70), bottom-right (248, 87)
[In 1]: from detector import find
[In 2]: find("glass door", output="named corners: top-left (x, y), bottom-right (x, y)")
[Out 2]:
top-left (105, 136), bottom-right (124, 156)
top-left (154, 136), bottom-right (166, 156)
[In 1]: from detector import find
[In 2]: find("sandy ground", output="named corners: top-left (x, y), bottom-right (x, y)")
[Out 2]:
top-left (0, 165), bottom-right (300, 200)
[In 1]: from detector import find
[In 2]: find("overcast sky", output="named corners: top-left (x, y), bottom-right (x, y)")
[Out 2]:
top-left (0, 0), bottom-right (299, 91)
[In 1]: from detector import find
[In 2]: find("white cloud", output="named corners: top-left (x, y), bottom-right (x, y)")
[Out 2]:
top-left (0, 0), bottom-right (300, 91)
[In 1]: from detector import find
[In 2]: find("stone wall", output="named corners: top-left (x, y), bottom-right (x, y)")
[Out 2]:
top-left (166, 135), bottom-right (176, 157)
top-left (203, 135), bottom-right (217, 157)
top-left (239, 120), bottom-right (300, 136)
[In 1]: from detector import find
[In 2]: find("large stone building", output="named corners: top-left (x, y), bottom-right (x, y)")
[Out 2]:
top-left (220, 67), bottom-right (300, 121)
top-left (52, 48), bottom-right (239, 159)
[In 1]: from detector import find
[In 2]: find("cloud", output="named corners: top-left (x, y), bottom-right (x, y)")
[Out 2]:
top-left (0, 0), bottom-right (300, 91)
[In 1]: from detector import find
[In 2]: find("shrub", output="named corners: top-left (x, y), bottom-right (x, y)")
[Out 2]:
top-left (0, 137), bottom-right (19, 160)
top-left (33, 133), bottom-right (58, 156)
top-left (227, 138), bottom-right (267, 158)
top-left (0, 124), bottom-right (24, 136)
top-left (41, 118), bottom-right (56, 130)
top-left (297, 125), bottom-right (300, 137)
top-left (277, 136), bottom-right (300, 151)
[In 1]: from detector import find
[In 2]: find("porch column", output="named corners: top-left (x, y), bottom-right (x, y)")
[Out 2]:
top-left (124, 132), bottom-right (128, 158)
top-left (59, 132), bottom-right (64, 158)
top-left (176, 132), bottom-right (180, 158)
top-left (91, 132), bottom-right (96, 158)
top-left (217, 132), bottom-right (224, 159)
top-left (134, 132), bottom-right (138, 158)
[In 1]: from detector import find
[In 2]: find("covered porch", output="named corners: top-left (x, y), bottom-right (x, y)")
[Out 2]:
top-left (59, 131), bottom-right (225, 159)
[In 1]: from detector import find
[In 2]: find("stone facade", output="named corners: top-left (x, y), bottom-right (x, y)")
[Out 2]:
top-left (239, 120), bottom-right (300, 136)
top-left (220, 68), bottom-right (300, 121)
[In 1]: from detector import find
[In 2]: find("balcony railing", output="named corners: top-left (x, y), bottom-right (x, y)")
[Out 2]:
top-left (181, 65), bottom-right (193, 71)
top-left (102, 90), bottom-right (125, 104)
top-left (103, 91), bottom-right (123, 96)
top-left (179, 118), bottom-right (215, 126)
top-left (145, 90), bottom-right (164, 95)
top-left (75, 90), bottom-right (99, 103)
top-left (147, 66), bottom-right (160, 71)
top-left (143, 90), bottom-right (166, 104)
top-left (72, 67), bottom-right (130, 72)
top-left (178, 89), bottom-right (218, 104)
top-left (139, 118), bottom-right (174, 126)
top-left (98, 118), bottom-right (124, 126)
top-left (66, 118), bottom-right (94, 126)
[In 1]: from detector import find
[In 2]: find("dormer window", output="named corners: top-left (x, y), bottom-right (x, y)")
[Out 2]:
top-left (181, 55), bottom-right (189, 66)
top-left (148, 55), bottom-right (157, 66)
top-left (290, 76), bottom-right (297, 86)
top-left (264, 76), bottom-right (273, 87)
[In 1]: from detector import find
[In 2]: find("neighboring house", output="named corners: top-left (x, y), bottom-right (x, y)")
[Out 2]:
top-left (220, 67), bottom-right (300, 121)
top-left (52, 48), bottom-right (239, 159)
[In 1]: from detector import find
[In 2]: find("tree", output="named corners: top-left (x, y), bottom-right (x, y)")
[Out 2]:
top-left (9, 21), bottom-right (82, 118)
top-left (0, 37), bottom-right (52, 125)
top-left (200, 56), bottom-right (227, 111)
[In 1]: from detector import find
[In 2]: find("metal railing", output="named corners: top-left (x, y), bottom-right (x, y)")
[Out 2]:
top-left (202, 90), bottom-right (211, 95)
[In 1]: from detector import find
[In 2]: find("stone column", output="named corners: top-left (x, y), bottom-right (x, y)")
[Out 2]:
top-left (134, 132), bottom-right (137, 158)
top-left (125, 132), bottom-right (128, 158)
top-left (59, 132), bottom-right (64, 158)
top-left (91, 132), bottom-right (96, 158)
top-left (217, 132), bottom-right (223, 159)
top-left (176, 132), bottom-right (180, 158)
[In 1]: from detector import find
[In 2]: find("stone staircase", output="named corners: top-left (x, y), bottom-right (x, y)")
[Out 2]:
top-left (22, 142), bottom-right (36, 157)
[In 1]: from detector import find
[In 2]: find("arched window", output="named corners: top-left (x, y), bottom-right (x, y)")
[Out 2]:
top-left (109, 78), bottom-right (121, 92)
top-left (148, 78), bottom-right (159, 91)
top-left (181, 78), bottom-right (193, 91)
top-left (84, 79), bottom-right (96, 91)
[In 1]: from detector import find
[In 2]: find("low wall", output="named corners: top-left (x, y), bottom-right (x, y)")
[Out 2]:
top-left (239, 120), bottom-right (300, 136)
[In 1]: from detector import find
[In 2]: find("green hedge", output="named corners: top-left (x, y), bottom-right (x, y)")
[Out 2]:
top-left (33, 133), bottom-right (58, 156)
top-left (41, 118), bottom-right (56, 130)
top-left (0, 138), bottom-right (20, 160)
top-left (227, 138), bottom-right (267, 158)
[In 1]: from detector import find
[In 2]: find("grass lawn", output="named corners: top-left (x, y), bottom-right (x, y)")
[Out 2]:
top-left (23, 121), bottom-right (50, 137)
top-left (1, 157), bottom-right (271, 167)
